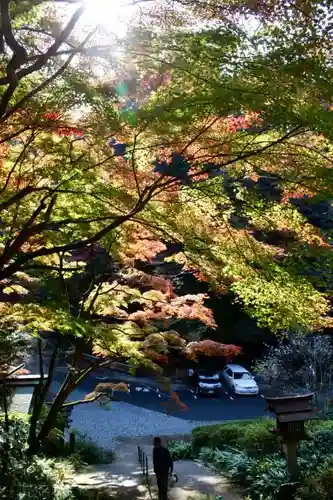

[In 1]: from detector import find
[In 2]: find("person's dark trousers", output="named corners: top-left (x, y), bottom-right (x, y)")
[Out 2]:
top-left (156, 472), bottom-right (169, 500)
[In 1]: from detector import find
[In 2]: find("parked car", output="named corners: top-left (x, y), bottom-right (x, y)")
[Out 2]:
top-left (221, 364), bottom-right (259, 395)
top-left (192, 368), bottom-right (222, 396)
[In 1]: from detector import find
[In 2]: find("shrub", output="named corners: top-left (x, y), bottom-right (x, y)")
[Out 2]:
top-left (192, 420), bottom-right (253, 449)
top-left (168, 440), bottom-right (194, 461)
top-left (192, 425), bottom-right (214, 449)
top-left (309, 419), bottom-right (333, 432)
top-left (236, 420), bottom-right (278, 456)
top-left (198, 447), bottom-right (287, 499)
top-left (313, 430), bottom-right (333, 455)
top-left (297, 458), bottom-right (333, 500)
top-left (192, 419), bottom-right (276, 456)
top-left (72, 489), bottom-right (112, 499)
top-left (1, 453), bottom-right (75, 500)
top-left (0, 415), bottom-right (76, 500)
top-left (247, 455), bottom-right (289, 500)
top-left (73, 432), bottom-right (115, 465)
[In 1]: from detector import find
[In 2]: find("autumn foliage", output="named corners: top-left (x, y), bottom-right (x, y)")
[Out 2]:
top-left (186, 340), bottom-right (243, 360)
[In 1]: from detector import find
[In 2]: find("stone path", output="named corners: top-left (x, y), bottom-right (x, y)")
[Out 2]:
top-left (72, 438), bottom-right (243, 500)
top-left (165, 460), bottom-right (243, 500)
top-left (139, 440), bottom-right (243, 500)
top-left (72, 442), bottom-right (149, 500)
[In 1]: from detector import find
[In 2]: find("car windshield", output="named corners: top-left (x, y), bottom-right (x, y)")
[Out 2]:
top-left (233, 372), bottom-right (252, 380)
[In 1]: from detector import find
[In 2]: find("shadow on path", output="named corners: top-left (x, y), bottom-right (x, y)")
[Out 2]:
top-left (73, 438), bottom-right (244, 500)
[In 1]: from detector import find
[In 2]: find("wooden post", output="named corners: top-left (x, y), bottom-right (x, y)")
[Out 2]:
top-left (282, 442), bottom-right (300, 481)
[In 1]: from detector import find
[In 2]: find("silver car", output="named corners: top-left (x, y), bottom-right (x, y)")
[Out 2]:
top-left (221, 364), bottom-right (259, 395)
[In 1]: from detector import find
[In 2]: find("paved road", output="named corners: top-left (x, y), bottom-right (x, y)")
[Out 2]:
top-left (52, 371), bottom-right (267, 422)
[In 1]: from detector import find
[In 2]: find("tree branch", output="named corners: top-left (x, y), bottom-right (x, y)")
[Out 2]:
top-left (0, 0), bottom-right (28, 61)
top-left (0, 6), bottom-right (84, 87)
top-left (0, 186), bottom-right (48, 212)
top-left (61, 392), bottom-right (108, 408)
top-left (0, 126), bottom-right (32, 145)
top-left (0, 130), bottom-right (37, 194)
top-left (0, 195), bottom-right (148, 280)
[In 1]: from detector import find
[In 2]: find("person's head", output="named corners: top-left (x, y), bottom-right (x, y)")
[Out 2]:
top-left (153, 436), bottom-right (162, 447)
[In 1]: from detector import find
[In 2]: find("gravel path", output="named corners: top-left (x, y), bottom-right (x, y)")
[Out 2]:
top-left (71, 400), bottom-right (220, 450)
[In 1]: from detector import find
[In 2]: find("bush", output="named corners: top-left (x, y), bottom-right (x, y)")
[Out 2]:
top-left (236, 420), bottom-right (278, 456)
top-left (202, 448), bottom-right (255, 483)
top-left (297, 458), bottom-right (333, 500)
top-left (43, 427), bottom-right (115, 465)
top-left (309, 419), bottom-right (333, 432)
top-left (192, 419), bottom-right (277, 456)
top-left (1, 453), bottom-right (75, 500)
top-left (198, 447), bottom-right (287, 499)
top-left (313, 430), bottom-right (333, 455)
top-left (73, 432), bottom-right (115, 465)
top-left (0, 415), bottom-right (75, 500)
top-left (193, 418), bottom-right (333, 499)
top-left (168, 440), bottom-right (195, 460)
top-left (247, 455), bottom-right (289, 500)
top-left (72, 489), bottom-right (112, 500)
top-left (192, 420), bottom-right (252, 449)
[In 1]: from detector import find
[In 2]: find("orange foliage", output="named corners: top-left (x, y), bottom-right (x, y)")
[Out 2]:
top-left (118, 224), bottom-right (168, 265)
top-left (185, 340), bottom-right (242, 359)
top-left (129, 293), bottom-right (216, 327)
top-left (95, 382), bottom-right (129, 393)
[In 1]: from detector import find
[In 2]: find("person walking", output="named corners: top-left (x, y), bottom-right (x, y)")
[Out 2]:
top-left (153, 436), bottom-right (173, 500)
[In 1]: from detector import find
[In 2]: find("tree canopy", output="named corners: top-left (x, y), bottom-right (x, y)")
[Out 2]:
top-left (0, 0), bottom-right (333, 461)
top-left (0, 0), bottom-right (333, 358)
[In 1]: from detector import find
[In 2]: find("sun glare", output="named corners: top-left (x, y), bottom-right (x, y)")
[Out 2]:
top-left (82, 0), bottom-right (134, 36)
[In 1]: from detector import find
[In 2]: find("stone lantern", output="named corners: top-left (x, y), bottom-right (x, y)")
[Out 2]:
top-left (265, 393), bottom-right (316, 482)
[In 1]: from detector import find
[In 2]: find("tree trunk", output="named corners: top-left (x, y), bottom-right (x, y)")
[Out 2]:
top-left (28, 380), bottom-right (73, 455)
top-left (28, 339), bottom-right (60, 450)
top-left (27, 342), bottom-right (108, 454)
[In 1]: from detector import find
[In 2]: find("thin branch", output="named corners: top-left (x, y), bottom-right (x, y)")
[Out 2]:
top-left (0, 0), bottom-right (28, 62)
top-left (0, 6), bottom-right (84, 87)
top-left (0, 130), bottom-right (37, 194)
top-left (0, 126), bottom-right (32, 145)
top-left (61, 392), bottom-right (107, 408)
top-left (131, 133), bottom-right (141, 196)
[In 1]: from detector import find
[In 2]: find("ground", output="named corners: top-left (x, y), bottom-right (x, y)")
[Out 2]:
top-left (52, 368), bottom-right (268, 448)
top-left (72, 438), bottom-right (243, 500)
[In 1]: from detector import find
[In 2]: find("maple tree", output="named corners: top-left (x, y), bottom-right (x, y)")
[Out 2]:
top-left (0, 0), bottom-right (333, 455)
top-left (119, 0), bottom-right (333, 335)
top-left (0, 0), bottom-right (240, 456)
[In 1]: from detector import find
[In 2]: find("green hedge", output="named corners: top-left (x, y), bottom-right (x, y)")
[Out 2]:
top-left (192, 418), bottom-right (278, 456)
top-left (191, 418), bottom-right (333, 499)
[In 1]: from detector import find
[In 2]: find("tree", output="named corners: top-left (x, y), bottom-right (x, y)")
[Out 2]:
top-left (116, 0), bottom-right (333, 334)
top-left (6, 249), bottom-right (225, 453)
top-left (1, 0), bottom-right (333, 335)
top-left (253, 335), bottom-right (333, 400)
top-left (1, 0), bottom-right (333, 455)
top-left (0, 0), bottom-right (242, 456)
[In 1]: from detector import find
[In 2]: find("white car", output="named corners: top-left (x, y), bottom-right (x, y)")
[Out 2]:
top-left (221, 364), bottom-right (259, 395)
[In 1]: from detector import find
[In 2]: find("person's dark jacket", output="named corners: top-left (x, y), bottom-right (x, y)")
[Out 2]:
top-left (153, 446), bottom-right (173, 475)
